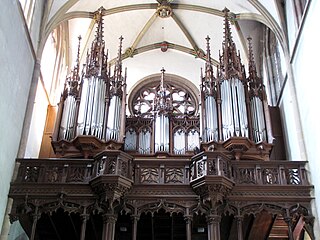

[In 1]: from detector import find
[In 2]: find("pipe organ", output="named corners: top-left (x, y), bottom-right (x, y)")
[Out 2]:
top-left (52, 7), bottom-right (271, 160)
top-left (52, 8), bottom-right (127, 157)
top-left (200, 8), bottom-right (272, 160)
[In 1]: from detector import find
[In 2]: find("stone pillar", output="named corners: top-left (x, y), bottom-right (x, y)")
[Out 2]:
top-left (80, 214), bottom-right (89, 240)
top-left (131, 215), bottom-right (139, 240)
top-left (207, 214), bottom-right (221, 240)
top-left (235, 215), bottom-right (244, 240)
top-left (184, 215), bottom-right (192, 240)
top-left (102, 214), bottom-right (117, 240)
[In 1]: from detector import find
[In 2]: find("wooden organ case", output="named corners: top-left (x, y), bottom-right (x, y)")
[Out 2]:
top-left (9, 7), bottom-right (314, 240)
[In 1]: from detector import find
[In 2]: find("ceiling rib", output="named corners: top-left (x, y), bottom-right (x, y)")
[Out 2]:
top-left (171, 13), bottom-right (199, 52)
top-left (79, 18), bottom-right (96, 63)
top-left (111, 42), bottom-right (219, 67)
top-left (41, 2), bottom-right (279, 63)
top-left (126, 12), bottom-right (159, 56)
top-left (247, 0), bottom-right (285, 49)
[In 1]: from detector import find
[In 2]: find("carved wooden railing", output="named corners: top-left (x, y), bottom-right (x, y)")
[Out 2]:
top-left (15, 158), bottom-right (94, 184)
top-left (14, 157), bottom-right (309, 187)
top-left (134, 161), bottom-right (191, 184)
top-left (231, 160), bottom-right (308, 186)
top-left (190, 154), bottom-right (309, 186)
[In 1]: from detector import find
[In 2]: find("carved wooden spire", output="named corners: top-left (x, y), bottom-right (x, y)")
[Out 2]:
top-left (113, 36), bottom-right (124, 83)
top-left (247, 37), bottom-right (264, 99)
top-left (110, 36), bottom-right (126, 96)
top-left (247, 37), bottom-right (262, 85)
top-left (154, 68), bottom-right (173, 114)
top-left (201, 36), bottom-right (216, 97)
top-left (64, 35), bottom-right (82, 98)
top-left (205, 36), bottom-right (214, 81)
top-left (84, 7), bottom-right (108, 78)
top-left (218, 8), bottom-right (245, 80)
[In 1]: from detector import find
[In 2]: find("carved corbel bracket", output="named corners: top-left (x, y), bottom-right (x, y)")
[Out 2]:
top-left (190, 175), bottom-right (234, 205)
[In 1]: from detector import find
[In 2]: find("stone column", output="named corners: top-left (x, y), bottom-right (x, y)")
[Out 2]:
top-left (80, 214), bottom-right (89, 240)
top-left (131, 215), bottom-right (139, 240)
top-left (235, 215), bottom-right (244, 240)
top-left (102, 214), bottom-right (117, 240)
top-left (207, 214), bottom-right (221, 240)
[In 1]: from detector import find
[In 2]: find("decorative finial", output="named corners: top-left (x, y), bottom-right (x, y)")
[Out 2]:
top-left (222, 7), bottom-right (232, 49)
top-left (84, 7), bottom-right (108, 78)
top-left (113, 36), bottom-right (124, 80)
top-left (93, 7), bottom-right (105, 42)
top-left (205, 35), bottom-right (211, 61)
top-left (247, 36), bottom-right (257, 79)
top-left (247, 36), bottom-right (262, 88)
top-left (218, 7), bottom-right (244, 80)
top-left (73, 35), bottom-right (82, 80)
top-left (160, 67), bottom-right (165, 91)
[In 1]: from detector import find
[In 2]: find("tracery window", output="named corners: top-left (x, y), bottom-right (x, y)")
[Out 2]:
top-left (264, 29), bottom-right (285, 105)
top-left (125, 75), bottom-right (200, 155)
top-left (130, 81), bottom-right (197, 118)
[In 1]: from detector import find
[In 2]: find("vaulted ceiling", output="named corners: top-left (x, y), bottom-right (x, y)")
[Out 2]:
top-left (41, 0), bottom-right (285, 94)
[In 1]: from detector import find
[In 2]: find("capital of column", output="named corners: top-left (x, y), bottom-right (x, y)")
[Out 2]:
top-left (81, 214), bottom-right (90, 222)
top-left (103, 213), bottom-right (118, 224)
top-left (206, 214), bottom-right (221, 224)
top-left (131, 214), bottom-right (140, 222)
top-left (235, 215), bottom-right (244, 222)
top-left (184, 215), bottom-right (193, 224)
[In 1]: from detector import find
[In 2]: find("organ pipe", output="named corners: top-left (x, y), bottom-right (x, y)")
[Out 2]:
top-left (200, 8), bottom-right (271, 147)
top-left (106, 36), bottom-right (126, 142)
top-left (76, 7), bottom-right (109, 140)
top-left (200, 36), bottom-right (219, 143)
top-left (154, 68), bottom-right (172, 153)
top-left (139, 128), bottom-right (151, 154)
top-left (247, 37), bottom-right (268, 143)
top-left (54, 7), bottom-right (127, 147)
top-left (58, 36), bottom-right (82, 141)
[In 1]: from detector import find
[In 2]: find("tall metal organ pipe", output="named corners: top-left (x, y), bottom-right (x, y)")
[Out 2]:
top-left (58, 36), bottom-right (82, 141)
top-left (200, 36), bottom-right (218, 143)
top-left (247, 37), bottom-right (267, 143)
top-left (154, 68), bottom-right (172, 153)
top-left (106, 36), bottom-right (126, 142)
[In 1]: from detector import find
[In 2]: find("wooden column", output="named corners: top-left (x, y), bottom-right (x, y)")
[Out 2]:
top-left (235, 215), bottom-right (244, 240)
top-left (184, 215), bottom-right (192, 240)
top-left (102, 214), bottom-right (117, 240)
top-left (207, 214), bottom-right (221, 240)
top-left (284, 217), bottom-right (294, 240)
top-left (131, 215), bottom-right (139, 240)
top-left (80, 214), bottom-right (89, 240)
top-left (30, 210), bottom-right (40, 240)
top-left (216, 82), bottom-right (223, 141)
